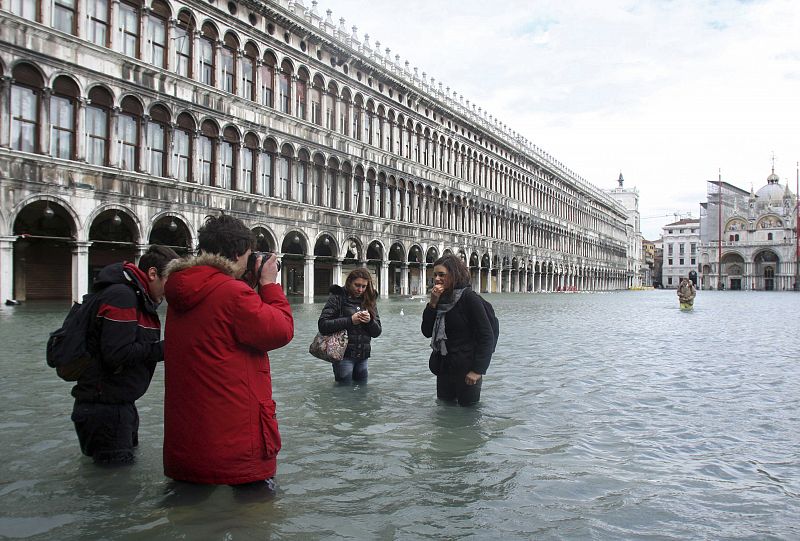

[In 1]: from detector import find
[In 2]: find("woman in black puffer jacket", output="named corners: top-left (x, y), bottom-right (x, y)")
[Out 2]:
top-left (318, 268), bottom-right (382, 383)
top-left (421, 254), bottom-right (494, 406)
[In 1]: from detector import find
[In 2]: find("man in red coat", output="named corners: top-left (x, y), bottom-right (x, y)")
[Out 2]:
top-left (162, 215), bottom-right (293, 490)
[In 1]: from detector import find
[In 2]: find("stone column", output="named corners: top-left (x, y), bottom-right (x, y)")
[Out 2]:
top-left (475, 266), bottom-right (482, 294)
top-left (139, 7), bottom-right (149, 61)
top-left (214, 41), bottom-right (223, 89)
top-left (71, 241), bottom-right (92, 302)
top-left (304, 255), bottom-right (315, 304)
top-left (139, 113), bottom-right (149, 173)
top-left (400, 263), bottom-right (409, 295)
top-left (496, 265), bottom-right (503, 294)
top-left (41, 0), bottom-right (52, 28)
top-left (0, 236), bottom-right (15, 303)
top-left (39, 87), bottom-right (51, 155)
top-left (164, 122), bottom-right (174, 178)
top-left (166, 19), bottom-right (177, 72)
top-left (74, 97), bottom-right (86, 161)
top-left (108, 106), bottom-right (119, 166)
top-left (190, 130), bottom-right (199, 183)
top-left (213, 135), bottom-right (222, 187)
top-left (379, 260), bottom-right (389, 299)
top-left (333, 258), bottom-right (343, 286)
top-left (521, 267), bottom-right (528, 293)
top-left (109, 0), bottom-right (120, 51)
top-left (251, 147), bottom-right (261, 193)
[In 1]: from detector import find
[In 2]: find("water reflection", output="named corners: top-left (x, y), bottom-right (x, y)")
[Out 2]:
top-left (0, 292), bottom-right (799, 539)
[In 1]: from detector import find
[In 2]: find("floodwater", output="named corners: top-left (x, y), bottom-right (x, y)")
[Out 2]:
top-left (0, 290), bottom-right (798, 540)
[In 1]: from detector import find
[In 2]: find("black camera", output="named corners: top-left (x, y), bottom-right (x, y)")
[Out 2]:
top-left (246, 251), bottom-right (281, 282)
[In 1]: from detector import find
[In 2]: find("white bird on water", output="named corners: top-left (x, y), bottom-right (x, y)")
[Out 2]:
top-left (400, 308), bottom-right (405, 316)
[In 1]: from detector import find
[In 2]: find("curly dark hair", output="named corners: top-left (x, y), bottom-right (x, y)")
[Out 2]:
top-left (138, 245), bottom-right (180, 276)
top-left (433, 253), bottom-right (471, 291)
top-left (197, 215), bottom-right (254, 261)
top-left (345, 268), bottom-right (378, 314)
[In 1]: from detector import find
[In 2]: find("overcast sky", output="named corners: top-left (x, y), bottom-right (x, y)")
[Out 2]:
top-left (314, 0), bottom-right (800, 240)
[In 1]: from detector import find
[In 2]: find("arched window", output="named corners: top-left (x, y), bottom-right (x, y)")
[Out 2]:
top-left (377, 106), bottom-right (387, 149)
top-left (279, 60), bottom-right (292, 114)
top-left (118, 96), bottom-right (142, 170)
top-left (364, 100), bottom-right (374, 144)
top-left (172, 112), bottom-right (194, 182)
top-left (261, 52), bottom-right (276, 107)
top-left (199, 23), bottom-right (218, 86)
top-left (313, 154), bottom-right (325, 206)
top-left (54, 0), bottom-right (77, 34)
top-left (221, 32), bottom-right (239, 94)
top-left (406, 120), bottom-right (413, 159)
top-left (10, 64), bottom-right (42, 153)
top-left (311, 75), bottom-right (324, 126)
top-left (87, 0), bottom-right (110, 46)
top-left (297, 149), bottom-right (310, 203)
top-left (340, 88), bottom-right (351, 136)
top-left (220, 126), bottom-right (239, 189)
top-left (260, 139), bottom-right (277, 196)
top-left (50, 76), bottom-right (79, 160)
top-left (353, 95), bottom-right (363, 141)
top-left (295, 69), bottom-right (309, 120)
top-left (198, 120), bottom-right (218, 185)
top-left (86, 86), bottom-right (111, 165)
top-left (325, 82), bottom-right (337, 130)
top-left (279, 144), bottom-right (293, 200)
top-left (242, 133), bottom-right (258, 192)
top-left (10, 0), bottom-right (37, 20)
top-left (146, 0), bottom-right (170, 68)
top-left (241, 43), bottom-right (258, 101)
top-left (329, 159), bottom-right (342, 210)
top-left (118, 0), bottom-right (140, 58)
top-left (342, 163), bottom-right (353, 212)
top-left (147, 104), bottom-right (170, 177)
top-left (174, 11), bottom-right (195, 78)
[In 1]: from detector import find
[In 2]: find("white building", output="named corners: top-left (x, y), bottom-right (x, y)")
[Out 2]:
top-left (661, 218), bottom-right (700, 289)
top-left (698, 168), bottom-right (798, 290)
top-left (605, 173), bottom-right (643, 288)
top-left (0, 0), bottom-right (630, 303)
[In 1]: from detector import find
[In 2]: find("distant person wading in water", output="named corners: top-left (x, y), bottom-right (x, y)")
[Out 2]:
top-left (677, 277), bottom-right (697, 308)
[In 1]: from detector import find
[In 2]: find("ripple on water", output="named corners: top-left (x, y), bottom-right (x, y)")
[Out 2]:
top-left (0, 292), bottom-right (799, 539)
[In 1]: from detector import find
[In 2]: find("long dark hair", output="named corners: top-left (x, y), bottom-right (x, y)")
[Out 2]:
top-left (345, 268), bottom-right (377, 314)
top-left (433, 253), bottom-right (471, 293)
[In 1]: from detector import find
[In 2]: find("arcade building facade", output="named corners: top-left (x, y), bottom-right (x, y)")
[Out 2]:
top-left (0, 0), bottom-right (629, 303)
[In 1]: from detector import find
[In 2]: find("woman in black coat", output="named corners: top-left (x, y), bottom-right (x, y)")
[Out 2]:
top-left (318, 268), bottom-right (382, 383)
top-left (421, 254), bottom-right (494, 406)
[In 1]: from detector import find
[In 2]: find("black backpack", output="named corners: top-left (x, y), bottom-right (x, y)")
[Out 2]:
top-left (46, 291), bottom-right (104, 381)
top-left (476, 294), bottom-right (500, 353)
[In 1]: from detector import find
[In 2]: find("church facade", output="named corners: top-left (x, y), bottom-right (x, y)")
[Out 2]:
top-left (0, 0), bottom-right (629, 303)
top-left (698, 170), bottom-right (798, 291)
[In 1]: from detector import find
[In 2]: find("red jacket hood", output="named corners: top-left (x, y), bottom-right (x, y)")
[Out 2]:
top-left (164, 253), bottom-right (240, 311)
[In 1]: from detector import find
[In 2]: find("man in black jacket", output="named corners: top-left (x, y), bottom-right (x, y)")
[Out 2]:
top-left (71, 245), bottom-right (179, 464)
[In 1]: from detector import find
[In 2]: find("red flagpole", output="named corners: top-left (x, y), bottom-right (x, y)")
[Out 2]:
top-left (718, 169), bottom-right (723, 290)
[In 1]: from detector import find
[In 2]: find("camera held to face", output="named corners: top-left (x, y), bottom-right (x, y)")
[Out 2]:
top-left (245, 251), bottom-right (281, 284)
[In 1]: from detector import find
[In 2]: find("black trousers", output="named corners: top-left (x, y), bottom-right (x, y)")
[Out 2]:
top-left (71, 401), bottom-right (139, 464)
top-left (436, 371), bottom-right (482, 406)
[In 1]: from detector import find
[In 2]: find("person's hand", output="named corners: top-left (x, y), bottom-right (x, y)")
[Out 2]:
top-left (258, 254), bottom-right (280, 286)
top-left (465, 371), bottom-right (482, 386)
top-left (351, 310), bottom-right (370, 324)
top-left (429, 284), bottom-right (445, 308)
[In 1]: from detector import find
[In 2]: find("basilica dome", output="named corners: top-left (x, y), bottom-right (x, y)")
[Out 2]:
top-left (755, 169), bottom-right (790, 202)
